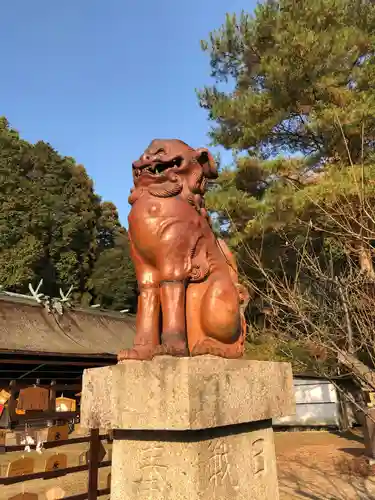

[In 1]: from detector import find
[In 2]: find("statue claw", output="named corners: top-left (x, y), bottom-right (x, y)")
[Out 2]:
top-left (190, 338), bottom-right (243, 359)
top-left (117, 345), bottom-right (155, 362)
top-left (152, 344), bottom-right (189, 358)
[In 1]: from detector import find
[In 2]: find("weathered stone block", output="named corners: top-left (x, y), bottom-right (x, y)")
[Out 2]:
top-left (80, 356), bottom-right (295, 500)
top-left (81, 356), bottom-right (294, 431)
top-left (110, 423), bottom-right (278, 500)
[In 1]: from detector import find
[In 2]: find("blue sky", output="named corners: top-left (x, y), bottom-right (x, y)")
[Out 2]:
top-left (1, 0), bottom-right (256, 224)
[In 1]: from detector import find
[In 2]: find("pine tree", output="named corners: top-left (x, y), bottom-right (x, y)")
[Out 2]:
top-left (200, 0), bottom-right (375, 276)
top-left (199, 0), bottom-right (375, 383)
top-left (199, 0), bottom-right (375, 163)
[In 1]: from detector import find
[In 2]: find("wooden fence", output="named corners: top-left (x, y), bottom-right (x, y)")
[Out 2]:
top-left (0, 380), bottom-right (111, 500)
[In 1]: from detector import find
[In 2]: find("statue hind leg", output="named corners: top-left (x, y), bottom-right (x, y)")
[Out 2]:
top-left (186, 238), bottom-right (248, 358)
top-left (187, 276), bottom-right (245, 358)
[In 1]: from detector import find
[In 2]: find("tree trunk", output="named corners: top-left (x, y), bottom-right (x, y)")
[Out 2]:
top-left (338, 349), bottom-right (375, 459)
top-left (363, 408), bottom-right (375, 459)
top-left (337, 350), bottom-right (375, 391)
top-left (358, 243), bottom-right (375, 278)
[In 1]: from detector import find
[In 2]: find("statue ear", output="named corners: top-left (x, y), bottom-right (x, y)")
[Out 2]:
top-left (196, 148), bottom-right (218, 179)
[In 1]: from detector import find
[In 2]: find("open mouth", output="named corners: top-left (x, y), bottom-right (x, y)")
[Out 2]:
top-left (134, 157), bottom-right (183, 179)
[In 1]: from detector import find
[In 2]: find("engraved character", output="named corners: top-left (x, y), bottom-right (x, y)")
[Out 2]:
top-left (136, 446), bottom-right (167, 496)
top-left (206, 440), bottom-right (238, 490)
top-left (252, 438), bottom-right (265, 475)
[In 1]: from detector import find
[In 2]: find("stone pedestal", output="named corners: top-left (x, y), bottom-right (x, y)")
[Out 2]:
top-left (81, 356), bottom-right (295, 500)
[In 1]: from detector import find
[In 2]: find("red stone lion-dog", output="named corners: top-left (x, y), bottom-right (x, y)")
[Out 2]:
top-left (118, 139), bottom-right (248, 361)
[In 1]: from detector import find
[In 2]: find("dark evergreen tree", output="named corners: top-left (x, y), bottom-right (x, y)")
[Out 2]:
top-left (0, 117), bottom-right (136, 310)
top-left (88, 202), bottom-right (137, 311)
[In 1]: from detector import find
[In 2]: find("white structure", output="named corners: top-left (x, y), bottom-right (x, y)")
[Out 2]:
top-left (273, 377), bottom-right (340, 427)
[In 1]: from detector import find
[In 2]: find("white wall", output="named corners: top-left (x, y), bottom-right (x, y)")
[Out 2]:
top-left (273, 378), bottom-right (340, 427)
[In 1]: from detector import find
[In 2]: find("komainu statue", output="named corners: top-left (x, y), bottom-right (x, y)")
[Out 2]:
top-left (118, 139), bottom-right (249, 361)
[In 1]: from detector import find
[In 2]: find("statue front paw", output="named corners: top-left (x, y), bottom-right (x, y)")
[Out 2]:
top-left (190, 338), bottom-right (243, 359)
top-left (152, 344), bottom-right (189, 358)
top-left (117, 344), bottom-right (155, 362)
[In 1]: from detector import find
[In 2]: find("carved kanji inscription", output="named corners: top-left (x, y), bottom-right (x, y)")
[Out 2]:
top-left (251, 438), bottom-right (265, 475)
top-left (202, 439), bottom-right (239, 493)
top-left (134, 445), bottom-right (167, 497)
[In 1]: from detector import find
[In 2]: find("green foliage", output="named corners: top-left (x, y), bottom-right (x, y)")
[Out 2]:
top-left (201, 0), bottom-right (375, 272)
top-left (88, 203), bottom-right (137, 311)
top-left (199, 0), bottom-right (375, 163)
top-left (0, 118), bottom-right (136, 310)
top-left (245, 332), bottom-right (318, 374)
top-left (201, 0), bottom-right (375, 376)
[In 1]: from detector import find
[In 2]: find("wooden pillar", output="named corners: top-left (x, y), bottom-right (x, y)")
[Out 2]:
top-left (87, 428), bottom-right (100, 500)
top-left (363, 407), bottom-right (375, 459)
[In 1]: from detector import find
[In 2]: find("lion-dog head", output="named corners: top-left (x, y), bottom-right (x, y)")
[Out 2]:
top-left (129, 139), bottom-right (218, 215)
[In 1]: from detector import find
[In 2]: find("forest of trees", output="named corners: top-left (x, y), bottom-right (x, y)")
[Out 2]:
top-left (0, 117), bottom-right (137, 312)
top-left (199, 0), bottom-right (375, 381)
